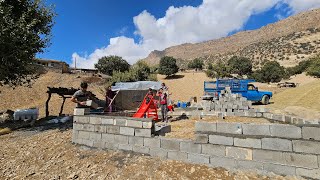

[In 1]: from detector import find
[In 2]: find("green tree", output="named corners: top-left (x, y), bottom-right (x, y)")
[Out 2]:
top-left (205, 61), bottom-right (230, 78)
top-left (188, 58), bottom-right (204, 70)
top-left (158, 56), bottom-right (179, 77)
top-left (131, 61), bottom-right (151, 81)
top-left (0, 0), bottom-right (55, 87)
top-left (253, 61), bottom-right (286, 83)
top-left (227, 56), bottom-right (252, 76)
top-left (95, 55), bottom-right (130, 76)
top-left (307, 55), bottom-right (320, 78)
top-left (286, 59), bottom-right (313, 76)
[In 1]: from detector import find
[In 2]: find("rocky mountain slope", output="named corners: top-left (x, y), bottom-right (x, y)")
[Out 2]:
top-left (143, 8), bottom-right (320, 67)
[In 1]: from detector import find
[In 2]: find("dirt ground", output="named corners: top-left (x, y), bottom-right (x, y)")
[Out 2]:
top-left (0, 125), bottom-right (300, 180)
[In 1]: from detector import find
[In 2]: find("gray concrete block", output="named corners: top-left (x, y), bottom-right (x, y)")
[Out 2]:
top-left (293, 140), bottom-right (320, 154)
top-left (120, 127), bottom-right (135, 136)
top-left (81, 139), bottom-right (94, 147)
top-left (195, 122), bottom-right (216, 132)
top-left (188, 153), bottom-right (210, 164)
top-left (101, 118), bottom-right (114, 125)
top-left (234, 138), bottom-right (261, 149)
top-left (209, 156), bottom-right (237, 169)
top-left (149, 148), bottom-right (168, 159)
top-left (195, 134), bottom-right (208, 144)
top-left (263, 163), bottom-right (296, 176)
top-left (262, 138), bottom-right (292, 151)
top-left (114, 135), bottom-right (128, 144)
top-left (263, 113), bottom-right (272, 119)
top-left (104, 142), bottom-right (118, 150)
top-left (296, 168), bottom-right (320, 179)
top-left (161, 139), bottom-right (180, 151)
top-left (101, 133), bottom-right (115, 143)
top-left (94, 125), bottom-right (106, 133)
top-left (78, 131), bottom-right (90, 140)
top-left (180, 141), bottom-right (201, 153)
top-left (82, 124), bottom-right (95, 132)
top-left (74, 108), bottom-right (90, 116)
top-left (270, 124), bottom-right (301, 139)
top-left (283, 152), bottom-right (318, 168)
top-left (302, 127), bottom-right (320, 140)
top-left (89, 132), bottom-right (102, 142)
top-left (106, 126), bottom-right (120, 134)
top-left (72, 130), bottom-right (79, 143)
top-left (127, 120), bottom-right (143, 128)
top-left (209, 135), bottom-right (233, 146)
top-left (142, 121), bottom-right (153, 129)
top-left (73, 123), bottom-right (83, 131)
top-left (201, 144), bottom-right (225, 156)
top-left (89, 116), bottom-right (101, 124)
top-left (217, 122), bottom-right (242, 134)
top-left (168, 151), bottom-right (188, 161)
top-left (129, 136), bottom-right (144, 146)
top-left (284, 116), bottom-right (292, 123)
top-left (135, 128), bottom-right (152, 137)
top-left (144, 137), bottom-right (160, 148)
top-left (93, 141), bottom-right (104, 148)
top-left (272, 114), bottom-right (284, 121)
top-left (253, 149), bottom-right (284, 163)
top-left (242, 124), bottom-right (270, 136)
top-left (226, 147), bottom-right (253, 160)
top-left (236, 160), bottom-right (264, 171)
top-left (133, 146), bottom-right (150, 154)
top-left (114, 118), bottom-right (127, 126)
top-left (118, 144), bottom-right (133, 151)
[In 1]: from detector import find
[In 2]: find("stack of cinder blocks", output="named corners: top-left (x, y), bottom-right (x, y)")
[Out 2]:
top-left (194, 121), bottom-right (320, 179)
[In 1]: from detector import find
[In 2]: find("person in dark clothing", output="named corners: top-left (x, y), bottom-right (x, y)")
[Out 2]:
top-left (106, 86), bottom-right (115, 112)
top-left (71, 82), bottom-right (91, 107)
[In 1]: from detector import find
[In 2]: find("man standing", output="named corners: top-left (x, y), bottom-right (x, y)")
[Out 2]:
top-left (158, 88), bottom-right (168, 123)
top-left (71, 82), bottom-right (91, 107)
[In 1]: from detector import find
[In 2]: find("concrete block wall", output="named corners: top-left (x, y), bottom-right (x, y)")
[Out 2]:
top-left (195, 121), bottom-right (320, 179)
top-left (72, 113), bottom-right (320, 179)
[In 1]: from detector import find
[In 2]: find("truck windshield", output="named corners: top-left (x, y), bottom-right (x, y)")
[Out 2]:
top-left (247, 84), bottom-right (256, 90)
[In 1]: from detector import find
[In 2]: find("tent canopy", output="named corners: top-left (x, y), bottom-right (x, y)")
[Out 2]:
top-left (111, 81), bottom-right (162, 91)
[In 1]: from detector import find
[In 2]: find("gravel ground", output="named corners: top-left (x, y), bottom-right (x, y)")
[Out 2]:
top-left (0, 124), bottom-right (302, 180)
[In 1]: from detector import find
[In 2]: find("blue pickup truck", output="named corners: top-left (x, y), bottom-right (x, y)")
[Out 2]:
top-left (203, 79), bottom-right (273, 105)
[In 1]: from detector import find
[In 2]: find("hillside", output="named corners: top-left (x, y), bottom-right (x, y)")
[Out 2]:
top-left (143, 8), bottom-right (320, 67)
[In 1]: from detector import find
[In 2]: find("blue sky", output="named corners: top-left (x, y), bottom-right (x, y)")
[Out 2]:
top-left (37, 0), bottom-right (320, 68)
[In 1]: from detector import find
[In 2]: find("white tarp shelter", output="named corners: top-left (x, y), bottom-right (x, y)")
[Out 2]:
top-left (111, 81), bottom-right (162, 91)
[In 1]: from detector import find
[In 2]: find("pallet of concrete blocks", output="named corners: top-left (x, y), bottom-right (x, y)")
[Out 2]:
top-left (211, 92), bottom-right (252, 112)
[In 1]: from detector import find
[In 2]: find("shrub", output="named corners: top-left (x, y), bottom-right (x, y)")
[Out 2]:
top-left (307, 55), bottom-right (320, 78)
top-left (188, 58), bottom-right (204, 70)
top-left (206, 61), bottom-right (230, 78)
top-left (251, 61), bottom-right (286, 83)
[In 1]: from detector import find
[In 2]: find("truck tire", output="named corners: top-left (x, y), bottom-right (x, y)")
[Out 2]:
top-left (261, 95), bottom-right (270, 105)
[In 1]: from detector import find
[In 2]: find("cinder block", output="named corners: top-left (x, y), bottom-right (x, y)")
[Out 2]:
top-left (74, 108), bottom-right (90, 115)
top-left (296, 168), bottom-right (320, 179)
top-left (89, 132), bottom-right (101, 141)
top-left (81, 139), bottom-right (94, 147)
top-left (302, 127), bottom-right (320, 140)
top-left (217, 122), bottom-right (242, 134)
top-left (270, 124), bottom-right (301, 139)
top-left (263, 113), bottom-right (272, 119)
top-left (73, 123), bottom-right (83, 131)
top-left (242, 124), bottom-right (270, 136)
top-left (262, 138), bottom-right (292, 151)
top-left (135, 129), bottom-right (152, 137)
top-left (253, 149), bottom-right (284, 163)
top-left (209, 135), bottom-right (233, 146)
top-left (78, 131), bottom-right (90, 140)
top-left (129, 136), bottom-right (144, 146)
top-left (149, 148), bottom-right (168, 159)
top-left (195, 122), bottom-right (216, 132)
top-left (142, 121), bottom-right (153, 129)
top-left (195, 134), bottom-right (208, 144)
top-left (94, 125), bottom-right (106, 133)
top-left (226, 147), bottom-right (253, 160)
top-left (256, 113), bottom-right (263, 118)
top-left (114, 118), bottom-right (127, 126)
top-left (201, 144), bottom-right (225, 156)
top-left (188, 153), bottom-right (210, 164)
top-left (72, 129), bottom-right (79, 143)
top-left (209, 156), bottom-right (237, 169)
top-left (234, 138), bottom-right (261, 149)
top-left (263, 163), bottom-right (296, 176)
top-left (127, 120), bottom-right (143, 128)
top-left (283, 152), bottom-right (318, 168)
top-left (168, 151), bottom-right (188, 161)
top-left (89, 116), bottom-right (101, 124)
top-left (101, 118), bottom-right (114, 125)
top-left (236, 160), bottom-right (263, 171)
top-left (120, 127), bottom-right (135, 136)
top-left (114, 135), bottom-right (128, 144)
top-left (180, 141), bottom-right (201, 153)
top-left (133, 146), bottom-right (150, 154)
top-left (104, 142), bottom-right (118, 150)
top-left (118, 144), bottom-right (133, 151)
top-left (101, 133), bottom-right (115, 143)
top-left (161, 139), bottom-right (180, 151)
top-left (73, 116), bottom-right (89, 124)
top-left (144, 137), bottom-right (160, 148)
top-left (106, 126), bottom-right (120, 134)
top-left (284, 116), bottom-right (292, 123)
top-left (93, 141), bottom-right (104, 148)
top-left (82, 124), bottom-right (95, 132)
top-left (293, 140), bottom-right (320, 154)
top-left (272, 114), bottom-right (284, 121)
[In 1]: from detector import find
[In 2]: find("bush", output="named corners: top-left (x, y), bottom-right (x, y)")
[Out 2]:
top-left (227, 56), bottom-right (252, 76)
top-left (95, 55), bottom-right (130, 76)
top-left (307, 55), bottom-right (320, 78)
top-left (206, 61), bottom-right (230, 78)
top-left (158, 56), bottom-right (179, 77)
top-left (188, 58), bottom-right (204, 70)
top-left (251, 61), bottom-right (286, 83)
